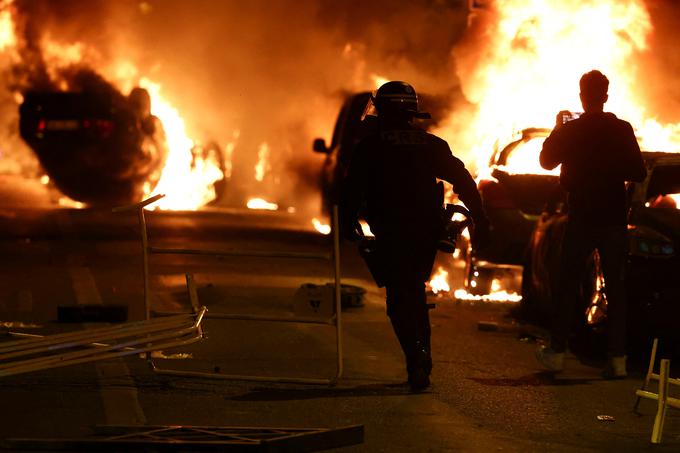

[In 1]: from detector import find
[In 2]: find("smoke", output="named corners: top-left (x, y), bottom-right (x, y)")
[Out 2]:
top-left (0, 0), bottom-right (473, 211)
top-left (638, 0), bottom-right (680, 123)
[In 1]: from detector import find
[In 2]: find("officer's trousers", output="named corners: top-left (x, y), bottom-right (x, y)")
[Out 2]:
top-left (378, 233), bottom-right (437, 373)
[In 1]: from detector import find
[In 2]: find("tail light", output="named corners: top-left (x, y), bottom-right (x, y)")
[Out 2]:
top-left (478, 179), bottom-right (516, 209)
top-left (83, 119), bottom-right (115, 138)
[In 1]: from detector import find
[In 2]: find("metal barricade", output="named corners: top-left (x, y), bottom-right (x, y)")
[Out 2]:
top-left (114, 195), bottom-right (343, 385)
top-left (0, 302), bottom-right (206, 377)
top-left (634, 338), bottom-right (680, 443)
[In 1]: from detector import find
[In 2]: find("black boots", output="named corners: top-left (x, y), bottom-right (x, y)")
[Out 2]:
top-left (406, 340), bottom-right (432, 392)
top-left (386, 285), bottom-right (432, 392)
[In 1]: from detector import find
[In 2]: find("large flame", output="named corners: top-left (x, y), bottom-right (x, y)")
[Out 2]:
top-left (140, 78), bottom-right (224, 210)
top-left (438, 0), bottom-right (680, 178)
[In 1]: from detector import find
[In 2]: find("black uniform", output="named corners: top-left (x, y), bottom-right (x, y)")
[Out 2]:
top-left (340, 123), bottom-right (487, 382)
top-left (540, 111), bottom-right (646, 356)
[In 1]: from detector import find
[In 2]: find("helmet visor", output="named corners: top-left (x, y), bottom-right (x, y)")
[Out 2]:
top-left (373, 91), bottom-right (431, 119)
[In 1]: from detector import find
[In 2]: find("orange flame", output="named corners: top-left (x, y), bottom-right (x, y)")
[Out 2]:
top-left (140, 78), bottom-right (224, 210)
top-left (246, 197), bottom-right (278, 211)
top-left (670, 194), bottom-right (680, 208)
top-left (0, 4), bottom-right (16, 51)
top-left (311, 218), bottom-right (331, 235)
top-left (254, 142), bottom-right (270, 182)
top-left (453, 288), bottom-right (522, 303)
top-left (428, 267), bottom-right (450, 294)
top-left (437, 0), bottom-right (680, 178)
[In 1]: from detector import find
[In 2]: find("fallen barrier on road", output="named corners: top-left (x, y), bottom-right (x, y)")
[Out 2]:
top-left (115, 195), bottom-right (344, 386)
top-left (0, 304), bottom-right (206, 378)
top-left (4, 423), bottom-right (364, 451)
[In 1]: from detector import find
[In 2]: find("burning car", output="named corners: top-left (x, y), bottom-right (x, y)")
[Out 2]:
top-left (19, 87), bottom-right (168, 206)
top-left (466, 127), bottom-right (563, 294)
top-left (521, 152), bottom-right (680, 343)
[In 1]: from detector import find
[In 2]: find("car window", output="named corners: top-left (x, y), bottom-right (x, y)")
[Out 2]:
top-left (646, 164), bottom-right (680, 209)
top-left (497, 136), bottom-right (558, 175)
top-left (340, 93), bottom-right (372, 147)
top-left (330, 93), bottom-right (372, 152)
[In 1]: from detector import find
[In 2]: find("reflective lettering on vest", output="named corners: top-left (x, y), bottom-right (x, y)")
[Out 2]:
top-left (381, 130), bottom-right (427, 146)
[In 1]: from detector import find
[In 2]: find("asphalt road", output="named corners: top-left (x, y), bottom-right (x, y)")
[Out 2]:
top-left (0, 191), bottom-right (679, 451)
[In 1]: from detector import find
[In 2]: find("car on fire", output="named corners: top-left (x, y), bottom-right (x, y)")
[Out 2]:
top-left (19, 88), bottom-right (168, 206)
top-left (466, 127), bottom-right (564, 294)
top-left (521, 152), bottom-right (680, 343)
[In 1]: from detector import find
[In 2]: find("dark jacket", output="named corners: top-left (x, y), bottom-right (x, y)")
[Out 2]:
top-left (340, 124), bottom-right (486, 239)
top-left (540, 112), bottom-right (646, 226)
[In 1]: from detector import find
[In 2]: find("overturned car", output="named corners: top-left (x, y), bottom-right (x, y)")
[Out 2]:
top-left (19, 87), bottom-right (168, 206)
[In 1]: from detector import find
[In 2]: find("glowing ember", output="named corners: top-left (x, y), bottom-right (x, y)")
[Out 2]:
top-left (39, 175), bottom-right (49, 185)
top-left (246, 197), bottom-right (278, 211)
top-left (312, 218), bottom-right (331, 235)
top-left (453, 288), bottom-right (522, 303)
top-left (438, 0), bottom-right (680, 178)
top-left (429, 267), bottom-right (450, 294)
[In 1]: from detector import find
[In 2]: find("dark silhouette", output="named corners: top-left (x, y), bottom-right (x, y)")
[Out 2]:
top-left (536, 70), bottom-right (646, 378)
top-left (340, 81), bottom-right (489, 391)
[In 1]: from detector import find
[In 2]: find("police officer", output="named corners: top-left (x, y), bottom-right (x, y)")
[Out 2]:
top-left (536, 70), bottom-right (646, 378)
top-left (340, 81), bottom-right (490, 391)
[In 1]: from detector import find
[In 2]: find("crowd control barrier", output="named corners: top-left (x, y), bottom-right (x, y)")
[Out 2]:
top-left (114, 195), bottom-right (344, 385)
top-left (0, 303), bottom-right (206, 378)
top-left (634, 338), bottom-right (680, 443)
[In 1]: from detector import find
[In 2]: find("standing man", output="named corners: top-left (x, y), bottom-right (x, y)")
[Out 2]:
top-left (340, 81), bottom-right (489, 391)
top-left (536, 70), bottom-right (646, 378)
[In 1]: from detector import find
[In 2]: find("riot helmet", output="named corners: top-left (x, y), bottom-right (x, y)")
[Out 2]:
top-left (372, 81), bottom-right (431, 120)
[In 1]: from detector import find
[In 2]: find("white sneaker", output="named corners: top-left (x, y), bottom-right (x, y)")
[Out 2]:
top-left (535, 345), bottom-right (565, 372)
